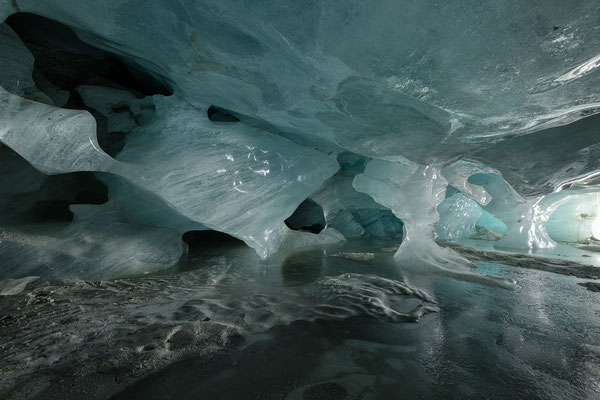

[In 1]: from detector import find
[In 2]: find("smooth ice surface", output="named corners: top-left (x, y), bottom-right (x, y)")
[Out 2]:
top-left (0, 86), bottom-right (115, 174)
top-left (308, 158), bottom-right (404, 239)
top-left (1, 3), bottom-right (600, 397)
top-left (0, 2), bottom-right (599, 282)
top-left (354, 160), bottom-right (516, 289)
top-left (546, 192), bottom-right (600, 243)
top-left (112, 95), bottom-right (341, 258)
top-left (3, 0), bottom-right (600, 159)
top-left (436, 193), bottom-right (483, 242)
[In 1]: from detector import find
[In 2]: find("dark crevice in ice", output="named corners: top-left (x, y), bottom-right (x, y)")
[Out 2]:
top-left (5, 13), bottom-right (172, 157)
top-left (6, 13), bottom-right (172, 98)
top-left (22, 179), bottom-right (108, 222)
top-left (336, 152), bottom-right (368, 176)
top-left (182, 230), bottom-right (245, 254)
top-left (0, 147), bottom-right (109, 225)
top-left (207, 105), bottom-right (240, 122)
top-left (285, 198), bottom-right (326, 234)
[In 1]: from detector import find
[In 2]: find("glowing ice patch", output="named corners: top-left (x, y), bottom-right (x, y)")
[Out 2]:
top-left (249, 167), bottom-right (270, 176)
top-left (556, 53), bottom-right (600, 82)
top-left (553, 169), bottom-right (600, 193)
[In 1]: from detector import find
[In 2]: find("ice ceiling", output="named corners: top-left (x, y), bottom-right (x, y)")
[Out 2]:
top-left (1, 1), bottom-right (600, 286)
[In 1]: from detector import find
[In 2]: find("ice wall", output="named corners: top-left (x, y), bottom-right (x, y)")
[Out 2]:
top-left (353, 160), bottom-right (516, 289)
top-left (308, 154), bottom-right (404, 238)
top-left (2, 0), bottom-right (600, 163)
top-left (0, 1), bottom-right (599, 281)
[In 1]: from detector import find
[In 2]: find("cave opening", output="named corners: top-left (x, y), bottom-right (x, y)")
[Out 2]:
top-left (0, 146), bottom-right (108, 225)
top-left (5, 13), bottom-right (172, 98)
top-left (5, 13), bottom-right (172, 157)
top-left (27, 173), bottom-right (108, 222)
top-left (182, 230), bottom-right (246, 254)
top-left (207, 105), bottom-right (241, 122)
top-left (285, 198), bottom-right (326, 234)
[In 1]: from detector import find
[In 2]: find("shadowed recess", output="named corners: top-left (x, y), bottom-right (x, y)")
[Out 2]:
top-left (285, 198), bottom-right (326, 234)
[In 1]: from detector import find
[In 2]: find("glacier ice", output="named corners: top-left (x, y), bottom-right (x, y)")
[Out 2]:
top-left (0, 204), bottom-right (185, 280)
top-left (436, 193), bottom-right (484, 242)
top-left (353, 160), bottom-right (517, 289)
top-left (0, 275), bottom-right (38, 295)
top-left (307, 155), bottom-right (404, 239)
top-left (0, 146), bottom-right (185, 280)
top-left (0, 23), bottom-right (33, 95)
top-left (0, 2), bottom-right (599, 284)
top-left (112, 95), bottom-right (342, 258)
top-left (546, 193), bottom-right (600, 243)
top-left (0, 86), bottom-right (115, 174)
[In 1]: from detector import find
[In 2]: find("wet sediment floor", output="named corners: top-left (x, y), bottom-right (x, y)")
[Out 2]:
top-left (1, 238), bottom-right (600, 399)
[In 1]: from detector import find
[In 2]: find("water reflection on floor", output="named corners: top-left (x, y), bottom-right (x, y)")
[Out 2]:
top-left (1, 237), bottom-right (600, 400)
top-left (114, 239), bottom-right (600, 400)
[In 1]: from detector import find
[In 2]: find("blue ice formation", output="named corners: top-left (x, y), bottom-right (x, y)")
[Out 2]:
top-left (0, 1), bottom-right (599, 283)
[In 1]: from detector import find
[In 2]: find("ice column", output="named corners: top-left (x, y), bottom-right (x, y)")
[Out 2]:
top-left (354, 160), bottom-right (516, 289)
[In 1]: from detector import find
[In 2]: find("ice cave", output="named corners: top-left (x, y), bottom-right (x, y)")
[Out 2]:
top-left (1, 1), bottom-right (600, 399)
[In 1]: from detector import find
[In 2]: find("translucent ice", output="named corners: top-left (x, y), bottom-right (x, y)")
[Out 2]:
top-left (0, 2), bottom-right (600, 280)
top-left (354, 160), bottom-right (516, 289)
top-left (2, 1), bottom-right (599, 162)
top-left (308, 156), bottom-right (403, 239)
top-left (436, 193), bottom-right (483, 242)
top-left (112, 95), bottom-right (341, 258)
top-left (0, 86), bottom-right (115, 174)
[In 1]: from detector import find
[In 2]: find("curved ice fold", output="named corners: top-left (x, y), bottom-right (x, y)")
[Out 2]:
top-left (354, 160), bottom-right (516, 289)
top-left (442, 159), bottom-right (495, 206)
top-left (436, 193), bottom-right (484, 242)
top-left (1, 2), bottom-right (600, 278)
top-left (556, 53), bottom-right (600, 83)
top-left (0, 204), bottom-right (185, 281)
top-left (553, 169), bottom-right (600, 193)
top-left (110, 95), bottom-right (341, 258)
top-left (0, 87), bottom-right (116, 174)
top-left (325, 78), bottom-right (455, 161)
top-left (0, 86), bottom-right (342, 261)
